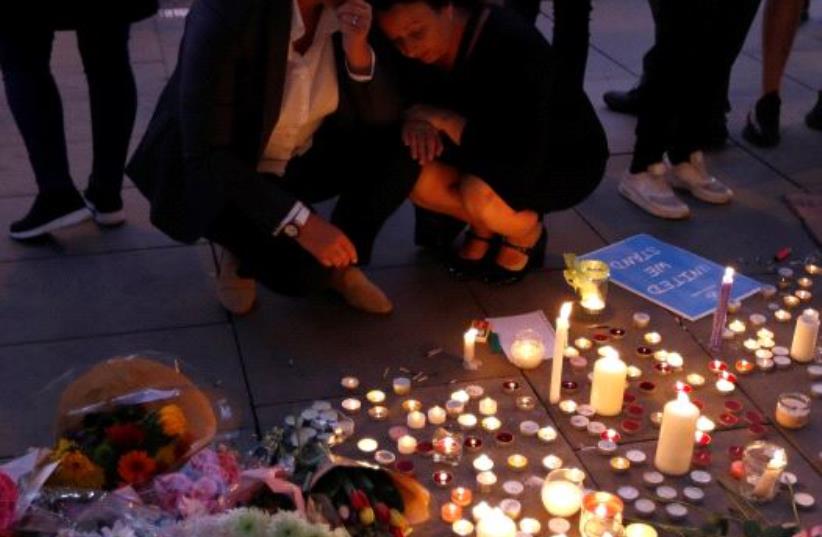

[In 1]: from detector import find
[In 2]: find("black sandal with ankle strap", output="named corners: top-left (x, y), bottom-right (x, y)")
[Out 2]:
top-left (482, 227), bottom-right (547, 285)
top-left (446, 230), bottom-right (497, 281)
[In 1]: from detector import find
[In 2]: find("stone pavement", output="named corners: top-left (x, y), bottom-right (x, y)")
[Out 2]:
top-left (1, 0), bottom-right (821, 533)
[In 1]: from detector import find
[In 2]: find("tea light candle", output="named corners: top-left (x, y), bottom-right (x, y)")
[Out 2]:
top-left (541, 468), bottom-right (585, 516)
top-left (580, 492), bottom-right (624, 535)
top-left (666, 503), bottom-right (688, 521)
top-left (503, 480), bottom-right (524, 496)
top-left (790, 308), bottom-right (819, 362)
top-left (466, 385), bottom-right (484, 399)
top-left (515, 396), bottom-right (536, 411)
top-left (642, 471), bottom-right (664, 487)
top-left (511, 329), bottom-right (547, 370)
top-left (570, 415), bottom-right (590, 430)
top-left (644, 332), bottom-right (662, 345)
top-left (481, 416), bottom-right (502, 432)
top-left (357, 438), bottom-right (378, 453)
top-left (587, 421), bottom-right (607, 437)
top-left (775, 392), bottom-right (811, 429)
top-left (590, 349), bottom-right (627, 416)
top-left (696, 416), bottom-right (716, 432)
top-left (368, 405), bottom-right (389, 420)
top-left (538, 426), bottom-right (558, 443)
top-left (762, 284), bottom-right (778, 298)
top-left (735, 359), bottom-right (754, 374)
top-left (374, 450), bottom-right (396, 465)
top-left (502, 380), bottom-right (521, 394)
top-left (407, 411), bottom-right (426, 429)
top-left (683, 486), bottom-right (705, 503)
top-left (446, 399), bottom-right (465, 417)
top-left (548, 518), bottom-right (571, 535)
top-left (402, 399), bottom-right (422, 412)
top-left (728, 300), bottom-right (742, 314)
top-left (559, 399), bottom-right (578, 415)
top-left (806, 263), bottom-right (821, 275)
top-left (479, 397), bottom-right (498, 416)
top-left (458, 413), bottom-right (478, 430)
top-left (451, 487), bottom-right (473, 507)
top-left (472, 502), bottom-right (493, 521)
top-left (575, 337), bottom-right (593, 350)
top-left (633, 312), bottom-right (651, 328)
top-left (393, 377), bottom-right (411, 395)
top-left (795, 289), bottom-right (812, 302)
top-left (451, 389), bottom-right (471, 404)
top-left (452, 519), bottom-right (474, 536)
top-left (341, 398), bottom-right (362, 414)
top-left (519, 420), bottom-right (539, 436)
top-left (627, 365), bottom-right (643, 380)
top-left (495, 431), bottom-right (515, 447)
top-left (666, 352), bottom-right (684, 370)
top-left (597, 440), bottom-right (618, 455)
top-left (476, 508), bottom-right (516, 537)
top-left (565, 346), bottom-right (580, 359)
top-left (519, 518), bottom-right (541, 535)
top-left (610, 456), bottom-right (630, 473)
top-left (464, 436), bottom-right (483, 452)
top-left (775, 309), bottom-right (792, 322)
top-left (476, 471), bottom-right (497, 493)
top-left (428, 405), bottom-right (447, 425)
top-left (542, 454), bottom-right (563, 471)
top-left (397, 435), bottom-right (417, 455)
top-left (441, 502), bottom-right (463, 523)
top-left (473, 454), bottom-right (495, 473)
top-left (625, 523), bottom-right (657, 537)
top-left (366, 390), bottom-right (386, 404)
top-left (757, 327), bottom-right (775, 340)
top-left (716, 372), bottom-right (736, 394)
top-left (728, 319), bottom-right (746, 335)
top-left (686, 373), bottom-right (706, 388)
top-left (626, 450), bottom-right (647, 465)
top-left (655, 391), bottom-right (700, 476)
top-left (743, 339), bottom-right (760, 352)
top-left (434, 470), bottom-right (455, 488)
top-left (507, 454), bottom-right (528, 471)
top-left (794, 493), bottom-right (815, 510)
top-left (708, 359), bottom-right (728, 373)
top-left (784, 295), bottom-right (800, 309)
top-left (341, 376), bottom-right (360, 390)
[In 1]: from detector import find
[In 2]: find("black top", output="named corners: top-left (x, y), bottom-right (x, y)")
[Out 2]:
top-left (394, 6), bottom-right (608, 212)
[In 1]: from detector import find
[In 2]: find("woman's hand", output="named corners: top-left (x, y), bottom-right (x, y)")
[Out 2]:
top-left (402, 119), bottom-right (444, 165)
top-left (336, 0), bottom-right (373, 76)
top-left (406, 105), bottom-right (466, 145)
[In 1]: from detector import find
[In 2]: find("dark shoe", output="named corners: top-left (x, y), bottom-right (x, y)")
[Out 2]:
top-left (742, 92), bottom-right (782, 147)
top-left (603, 86), bottom-right (641, 116)
top-left (10, 191), bottom-right (90, 240)
top-left (805, 91), bottom-right (822, 131)
top-left (447, 231), bottom-right (496, 281)
top-left (83, 189), bottom-right (125, 226)
top-left (482, 227), bottom-right (547, 286)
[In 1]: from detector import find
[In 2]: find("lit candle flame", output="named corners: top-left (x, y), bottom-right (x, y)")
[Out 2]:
top-left (560, 301), bottom-right (573, 319)
top-left (723, 267), bottom-right (735, 283)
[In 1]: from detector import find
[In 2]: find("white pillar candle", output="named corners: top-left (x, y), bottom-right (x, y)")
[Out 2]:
top-left (407, 411), bottom-right (426, 429)
top-left (654, 391), bottom-right (700, 475)
top-left (790, 309), bottom-right (819, 363)
top-left (476, 508), bottom-right (516, 537)
top-left (464, 328), bottom-right (479, 368)
top-left (397, 435), bottom-right (417, 455)
top-left (752, 448), bottom-right (787, 500)
top-left (478, 397), bottom-right (498, 416)
top-left (590, 349), bottom-right (627, 416)
top-left (550, 302), bottom-right (573, 404)
top-left (428, 405), bottom-right (447, 425)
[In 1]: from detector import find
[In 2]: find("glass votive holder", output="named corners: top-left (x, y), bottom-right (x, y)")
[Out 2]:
top-left (565, 258), bottom-right (610, 315)
top-left (509, 329), bottom-right (546, 369)
top-left (432, 428), bottom-right (463, 466)
top-left (583, 518), bottom-right (625, 537)
top-left (580, 491), bottom-right (624, 535)
top-left (740, 441), bottom-right (788, 502)
top-left (541, 467), bottom-right (586, 517)
top-left (775, 393), bottom-right (810, 429)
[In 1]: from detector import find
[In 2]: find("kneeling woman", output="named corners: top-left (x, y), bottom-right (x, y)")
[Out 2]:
top-left (372, 0), bottom-right (608, 283)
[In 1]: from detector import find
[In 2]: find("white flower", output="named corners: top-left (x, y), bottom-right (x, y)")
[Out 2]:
top-left (222, 508), bottom-right (272, 537)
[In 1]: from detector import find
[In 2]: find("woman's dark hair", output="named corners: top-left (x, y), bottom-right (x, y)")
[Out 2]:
top-left (369, 0), bottom-right (475, 13)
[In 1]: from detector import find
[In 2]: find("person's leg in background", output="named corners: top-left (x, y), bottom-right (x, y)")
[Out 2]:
top-left (76, 22), bottom-right (137, 224)
top-left (0, 27), bottom-right (91, 240)
top-left (743, 0), bottom-right (804, 147)
top-left (551, 0), bottom-right (592, 93)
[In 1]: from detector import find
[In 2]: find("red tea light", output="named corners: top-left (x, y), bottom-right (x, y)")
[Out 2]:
top-left (747, 423), bottom-right (767, 438)
top-left (395, 459), bottom-right (415, 475)
top-left (389, 426), bottom-right (409, 441)
top-left (728, 445), bottom-right (744, 461)
top-left (724, 400), bottom-right (744, 414)
top-left (694, 431), bottom-right (712, 446)
top-left (601, 429), bottom-right (622, 443)
top-left (416, 440), bottom-right (434, 456)
top-left (502, 380), bottom-right (520, 394)
top-left (623, 392), bottom-right (638, 404)
top-left (463, 436), bottom-right (482, 452)
top-left (441, 502), bottom-right (463, 523)
top-left (692, 450), bottom-right (712, 467)
top-left (593, 333), bottom-right (610, 344)
top-left (451, 487), bottom-right (473, 507)
top-left (729, 460), bottom-right (745, 480)
top-left (433, 470), bottom-right (454, 488)
top-left (735, 359), bottom-right (754, 375)
top-left (621, 419), bottom-right (642, 435)
top-left (495, 431), bottom-right (514, 447)
top-left (561, 380), bottom-right (580, 394)
top-left (655, 362), bottom-right (673, 375)
top-left (719, 413), bottom-right (740, 427)
top-left (708, 360), bottom-right (729, 374)
top-left (675, 381), bottom-right (693, 394)
top-left (626, 404), bottom-right (645, 418)
top-left (745, 410), bottom-right (764, 424)
top-left (636, 346), bottom-right (654, 358)
top-left (638, 381), bottom-right (657, 394)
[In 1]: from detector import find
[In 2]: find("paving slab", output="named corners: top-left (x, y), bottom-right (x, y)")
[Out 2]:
top-left (0, 244), bottom-right (222, 346)
top-left (0, 189), bottom-right (181, 262)
top-left (577, 151), bottom-right (818, 267)
top-left (0, 324), bottom-right (249, 458)
top-left (469, 271), bottom-right (764, 446)
top-left (235, 264), bottom-right (520, 406)
top-left (257, 377), bottom-right (589, 537)
top-left (577, 426), bottom-right (822, 531)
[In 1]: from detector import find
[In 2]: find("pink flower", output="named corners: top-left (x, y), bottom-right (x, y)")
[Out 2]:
top-left (188, 450), bottom-right (219, 473)
top-left (217, 449), bottom-right (241, 484)
top-left (177, 496), bottom-right (209, 518)
top-left (190, 476), bottom-right (221, 501)
top-left (0, 471), bottom-right (18, 532)
top-left (152, 473), bottom-right (193, 511)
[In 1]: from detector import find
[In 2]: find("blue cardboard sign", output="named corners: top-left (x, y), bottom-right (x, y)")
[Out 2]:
top-left (580, 234), bottom-right (762, 321)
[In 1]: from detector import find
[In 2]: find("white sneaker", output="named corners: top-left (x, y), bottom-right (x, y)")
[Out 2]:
top-left (668, 151), bottom-right (733, 204)
top-left (618, 163), bottom-right (690, 219)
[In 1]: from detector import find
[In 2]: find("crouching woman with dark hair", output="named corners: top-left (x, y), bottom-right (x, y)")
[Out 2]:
top-left (372, 0), bottom-right (608, 284)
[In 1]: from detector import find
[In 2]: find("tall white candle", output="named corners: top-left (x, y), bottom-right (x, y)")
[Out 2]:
top-left (752, 448), bottom-right (786, 500)
top-left (476, 508), bottom-right (516, 537)
top-left (709, 267), bottom-right (734, 352)
top-left (590, 349), bottom-right (627, 416)
top-left (550, 302), bottom-right (573, 404)
top-left (654, 391), bottom-right (700, 475)
top-left (464, 328), bottom-right (479, 369)
top-left (790, 309), bottom-right (819, 363)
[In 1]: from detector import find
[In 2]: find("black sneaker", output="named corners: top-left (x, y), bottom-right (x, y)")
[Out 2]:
top-left (805, 91), bottom-right (822, 131)
top-left (10, 191), bottom-right (91, 240)
top-left (83, 189), bottom-right (125, 226)
top-left (742, 92), bottom-right (782, 147)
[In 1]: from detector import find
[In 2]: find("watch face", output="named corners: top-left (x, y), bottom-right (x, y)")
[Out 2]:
top-left (284, 223), bottom-right (299, 238)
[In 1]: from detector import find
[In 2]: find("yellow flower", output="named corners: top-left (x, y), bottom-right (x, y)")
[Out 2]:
top-left (158, 404), bottom-right (187, 437)
top-left (50, 451), bottom-right (106, 489)
top-left (51, 438), bottom-right (77, 461)
top-left (154, 443), bottom-right (178, 468)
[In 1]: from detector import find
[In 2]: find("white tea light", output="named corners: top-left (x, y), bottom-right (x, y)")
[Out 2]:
top-left (357, 438), bottom-right (378, 453)
top-left (366, 390), bottom-right (386, 404)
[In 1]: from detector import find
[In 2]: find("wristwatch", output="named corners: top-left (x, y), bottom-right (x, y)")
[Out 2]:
top-left (283, 205), bottom-right (311, 238)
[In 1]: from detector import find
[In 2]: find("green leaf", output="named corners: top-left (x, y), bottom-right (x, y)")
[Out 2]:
top-left (743, 520), bottom-right (763, 537)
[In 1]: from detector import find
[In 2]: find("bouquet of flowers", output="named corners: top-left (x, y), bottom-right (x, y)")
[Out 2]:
top-left (47, 356), bottom-right (217, 491)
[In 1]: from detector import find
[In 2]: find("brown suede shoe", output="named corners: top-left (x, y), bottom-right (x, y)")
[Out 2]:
top-left (216, 248), bottom-right (256, 315)
top-left (330, 267), bottom-right (393, 315)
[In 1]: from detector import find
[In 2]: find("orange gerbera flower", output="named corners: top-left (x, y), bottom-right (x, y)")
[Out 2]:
top-left (50, 451), bottom-right (105, 489)
top-left (157, 404), bottom-right (187, 437)
top-left (117, 451), bottom-right (157, 485)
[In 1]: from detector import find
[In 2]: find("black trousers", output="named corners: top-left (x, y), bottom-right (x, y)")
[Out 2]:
top-left (630, 0), bottom-right (761, 171)
top-left (206, 127), bottom-right (418, 297)
top-left (0, 24), bottom-right (136, 200)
